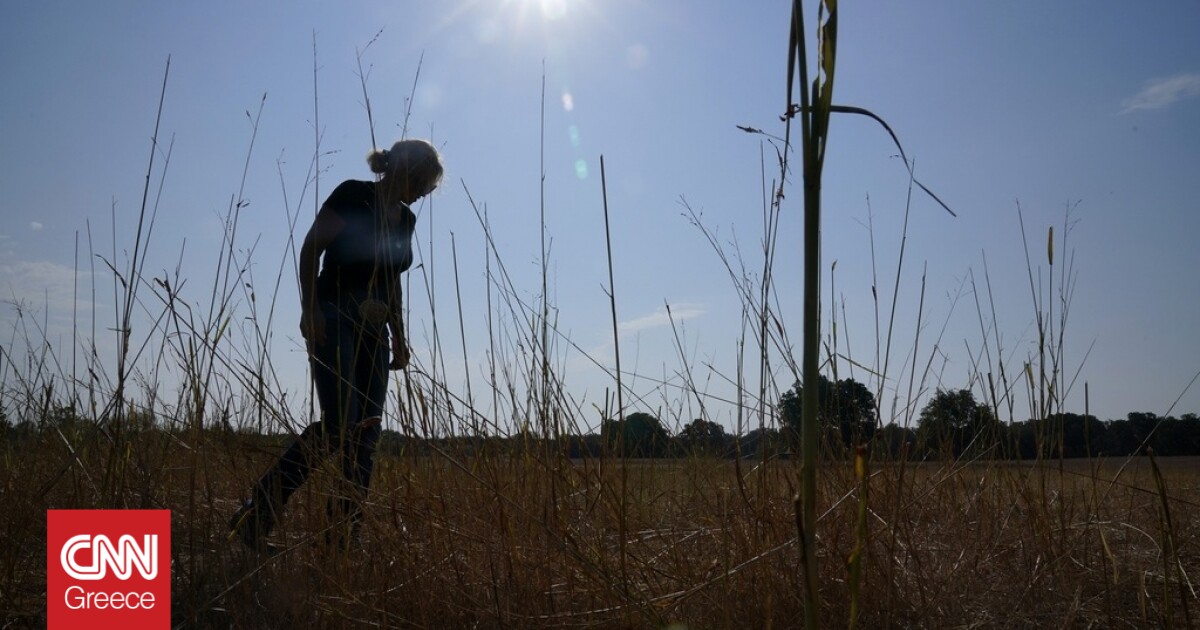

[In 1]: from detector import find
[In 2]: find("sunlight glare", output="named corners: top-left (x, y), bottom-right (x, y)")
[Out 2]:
top-left (475, 17), bottom-right (500, 44)
top-left (540, 0), bottom-right (568, 21)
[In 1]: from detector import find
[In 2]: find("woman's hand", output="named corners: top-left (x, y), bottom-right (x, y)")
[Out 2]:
top-left (390, 332), bottom-right (410, 370)
top-left (300, 307), bottom-right (326, 349)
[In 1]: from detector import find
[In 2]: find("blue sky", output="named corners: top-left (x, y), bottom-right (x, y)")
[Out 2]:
top-left (2, 1), bottom-right (1198, 432)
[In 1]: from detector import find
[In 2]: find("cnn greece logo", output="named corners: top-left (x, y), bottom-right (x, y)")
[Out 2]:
top-left (61, 533), bottom-right (158, 580)
top-left (48, 510), bottom-right (171, 629)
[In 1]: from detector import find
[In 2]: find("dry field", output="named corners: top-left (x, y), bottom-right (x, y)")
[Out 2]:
top-left (2, 426), bottom-right (1195, 628)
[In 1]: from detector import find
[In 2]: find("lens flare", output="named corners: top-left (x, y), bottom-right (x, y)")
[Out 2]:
top-left (626, 43), bottom-right (649, 69)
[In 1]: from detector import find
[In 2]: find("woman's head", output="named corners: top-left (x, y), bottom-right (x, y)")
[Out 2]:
top-left (367, 139), bottom-right (444, 203)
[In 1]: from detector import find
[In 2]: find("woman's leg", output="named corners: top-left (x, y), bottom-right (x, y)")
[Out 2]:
top-left (328, 325), bottom-right (389, 547)
top-left (327, 419), bottom-right (381, 548)
top-left (235, 305), bottom-right (358, 545)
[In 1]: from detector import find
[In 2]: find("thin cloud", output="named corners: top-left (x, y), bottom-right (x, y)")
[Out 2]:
top-left (29, 222), bottom-right (43, 231)
top-left (1120, 73), bottom-right (1200, 114)
top-left (1, 259), bottom-right (94, 322)
top-left (618, 304), bottom-right (705, 336)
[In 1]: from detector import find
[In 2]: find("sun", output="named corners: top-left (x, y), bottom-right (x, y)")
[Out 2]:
top-left (494, 0), bottom-right (574, 22)
top-left (434, 0), bottom-right (609, 45)
top-left (501, 0), bottom-right (594, 29)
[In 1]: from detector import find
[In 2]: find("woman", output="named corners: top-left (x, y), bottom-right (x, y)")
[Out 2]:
top-left (231, 139), bottom-right (443, 552)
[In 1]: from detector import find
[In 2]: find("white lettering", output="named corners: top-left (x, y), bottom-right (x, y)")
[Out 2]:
top-left (65, 585), bottom-right (85, 609)
top-left (60, 534), bottom-right (158, 580)
top-left (64, 585), bottom-right (156, 610)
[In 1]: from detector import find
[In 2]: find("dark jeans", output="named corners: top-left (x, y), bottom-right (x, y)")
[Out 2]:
top-left (251, 301), bottom-right (389, 537)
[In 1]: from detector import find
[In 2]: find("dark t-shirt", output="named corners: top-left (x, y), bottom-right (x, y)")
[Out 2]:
top-left (315, 179), bottom-right (416, 305)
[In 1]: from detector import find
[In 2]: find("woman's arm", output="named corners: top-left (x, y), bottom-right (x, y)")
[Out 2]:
top-left (387, 314), bottom-right (409, 370)
top-left (298, 206), bottom-right (345, 346)
top-left (387, 281), bottom-right (409, 370)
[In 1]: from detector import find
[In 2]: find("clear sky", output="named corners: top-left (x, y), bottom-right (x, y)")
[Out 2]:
top-left (2, 1), bottom-right (1198, 433)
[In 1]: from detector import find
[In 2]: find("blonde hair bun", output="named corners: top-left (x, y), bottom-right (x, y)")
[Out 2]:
top-left (367, 139), bottom-right (444, 195)
top-left (366, 148), bottom-right (391, 174)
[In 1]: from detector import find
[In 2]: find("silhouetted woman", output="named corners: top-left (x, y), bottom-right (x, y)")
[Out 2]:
top-left (231, 139), bottom-right (443, 552)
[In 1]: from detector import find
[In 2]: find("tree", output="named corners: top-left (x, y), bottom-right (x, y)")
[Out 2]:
top-left (676, 418), bottom-right (730, 456)
top-left (1165, 413), bottom-right (1200, 456)
top-left (1150, 416), bottom-right (1195, 456)
top-left (1055, 413), bottom-right (1106, 458)
top-left (602, 412), bottom-right (670, 458)
top-left (1127, 412), bottom-right (1159, 445)
top-left (779, 375), bottom-right (877, 452)
top-left (917, 388), bottom-right (998, 457)
top-left (737, 427), bottom-right (786, 459)
top-left (876, 422), bottom-right (916, 458)
top-left (1008, 420), bottom-right (1039, 459)
top-left (1100, 418), bottom-right (1138, 457)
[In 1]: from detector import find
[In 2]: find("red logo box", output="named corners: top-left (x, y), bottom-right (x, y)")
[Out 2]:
top-left (47, 510), bottom-right (171, 629)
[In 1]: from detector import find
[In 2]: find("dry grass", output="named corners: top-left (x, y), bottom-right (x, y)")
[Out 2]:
top-left (3, 422), bottom-right (1195, 628)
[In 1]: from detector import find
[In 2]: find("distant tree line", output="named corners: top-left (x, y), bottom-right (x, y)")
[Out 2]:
top-left (775, 377), bottom-right (1200, 460)
top-left (3, 383), bottom-right (1197, 459)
